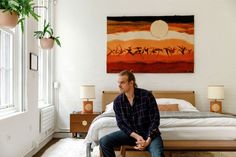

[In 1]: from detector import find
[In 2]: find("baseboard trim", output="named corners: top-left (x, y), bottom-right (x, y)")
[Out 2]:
top-left (24, 134), bottom-right (53, 157)
top-left (24, 129), bottom-right (84, 157)
top-left (53, 132), bottom-right (72, 138)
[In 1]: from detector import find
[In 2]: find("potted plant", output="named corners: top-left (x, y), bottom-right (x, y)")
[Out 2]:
top-left (0, 0), bottom-right (39, 32)
top-left (34, 20), bottom-right (61, 49)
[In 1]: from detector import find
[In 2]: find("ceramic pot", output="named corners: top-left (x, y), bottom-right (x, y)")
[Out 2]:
top-left (40, 38), bottom-right (54, 49)
top-left (0, 10), bottom-right (19, 28)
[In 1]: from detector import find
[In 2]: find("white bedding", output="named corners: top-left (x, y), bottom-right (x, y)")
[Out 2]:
top-left (93, 126), bottom-right (236, 143)
top-left (160, 127), bottom-right (236, 140)
top-left (84, 114), bottom-right (236, 147)
top-left (160, 117), bottom-right (236, 127)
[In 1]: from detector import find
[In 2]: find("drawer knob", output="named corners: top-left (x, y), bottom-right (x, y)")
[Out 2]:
top-left (82, 120), bottom-right (88, 126)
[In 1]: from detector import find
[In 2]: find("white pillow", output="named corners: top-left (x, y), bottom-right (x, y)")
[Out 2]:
top-left (104, 102), bottom-right (115, 113)
top-left (156, 98), bottom-right (199, 112)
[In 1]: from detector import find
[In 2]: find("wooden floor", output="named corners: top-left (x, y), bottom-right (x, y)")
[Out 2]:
top-left (33, 138), bottom-right (60, 157)
top-left (32, 138), bottom-right (236, 157)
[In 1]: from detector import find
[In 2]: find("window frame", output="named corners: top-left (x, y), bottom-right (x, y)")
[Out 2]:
top-left (37, 0), bottom-right (54, 108)
top-left (0, 26), bottom-right (24, 117)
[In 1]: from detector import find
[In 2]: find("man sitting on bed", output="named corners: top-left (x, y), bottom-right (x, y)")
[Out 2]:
top-left (100, 70), bottom-right (165, 157)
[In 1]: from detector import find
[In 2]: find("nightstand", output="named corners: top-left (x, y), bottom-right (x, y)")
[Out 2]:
top-left (70, 111), bottom-right (100, 138)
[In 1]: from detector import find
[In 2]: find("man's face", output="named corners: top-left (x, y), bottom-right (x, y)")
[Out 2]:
top-left (118, 75), bottom-right (133, 93)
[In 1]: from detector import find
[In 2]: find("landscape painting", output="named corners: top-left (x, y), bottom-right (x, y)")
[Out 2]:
top-left (107, 15), bottom-right (194, 73)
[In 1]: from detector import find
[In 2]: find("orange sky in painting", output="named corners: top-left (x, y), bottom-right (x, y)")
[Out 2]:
top-left (107, 20), bottom-right (194, 34)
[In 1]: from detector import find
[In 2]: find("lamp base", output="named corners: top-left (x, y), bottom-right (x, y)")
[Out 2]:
top-left (82, 101), bottom-right (93, 113)
top-left (210, 100), bottom-right (222, 113)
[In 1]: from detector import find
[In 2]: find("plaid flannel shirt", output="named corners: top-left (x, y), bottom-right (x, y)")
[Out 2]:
top-left (113, 88), bottom-right (160, 140)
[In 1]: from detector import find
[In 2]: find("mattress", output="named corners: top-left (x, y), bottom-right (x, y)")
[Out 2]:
top-left (97, 126), bottom-right (236, 141)
top-left (84, 112), bottom-right (236, 147)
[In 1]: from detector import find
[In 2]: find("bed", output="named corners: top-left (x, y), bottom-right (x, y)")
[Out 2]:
top-left (85, 91), bottom-right (236, 157)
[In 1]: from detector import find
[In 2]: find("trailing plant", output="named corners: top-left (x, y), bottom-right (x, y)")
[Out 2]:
top-left (34, 20), bottom-right (61, 47)
top-left (0, 0), bottom-right (40, 32)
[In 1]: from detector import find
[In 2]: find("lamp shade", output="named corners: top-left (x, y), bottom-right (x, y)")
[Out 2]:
top-left (208, 85), bottom-right (224, 100)
top-left (80, 85), bottom-right (95, 99)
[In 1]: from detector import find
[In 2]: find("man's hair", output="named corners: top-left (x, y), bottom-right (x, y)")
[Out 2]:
top-left (119, 70), bottom-right (138, 88)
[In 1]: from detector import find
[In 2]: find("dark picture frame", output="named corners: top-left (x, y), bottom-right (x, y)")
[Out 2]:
top-left (30, 53), bottom-right (38, 71)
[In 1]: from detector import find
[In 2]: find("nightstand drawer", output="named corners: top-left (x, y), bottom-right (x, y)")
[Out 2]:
top-left (70, 112), bottom-right (100, 137)
top-left (70, 114), bottom-right (97, 122)
top-left (70, 121), bottom-right (92, 132)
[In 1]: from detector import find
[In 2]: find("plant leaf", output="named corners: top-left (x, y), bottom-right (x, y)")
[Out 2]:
top-left (55, 38), bottom-right (61, 47)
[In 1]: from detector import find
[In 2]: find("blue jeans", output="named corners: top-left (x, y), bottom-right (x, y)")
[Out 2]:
top-left (99, 130), bottom-right (165, 157)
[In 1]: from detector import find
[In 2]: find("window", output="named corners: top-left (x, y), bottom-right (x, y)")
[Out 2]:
top-left (37, 0), bottom-right (54, 107)
top-left (0, 27), bottom-right (23, 116)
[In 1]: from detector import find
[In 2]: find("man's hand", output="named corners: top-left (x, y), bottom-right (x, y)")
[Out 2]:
top-left (134, 137), bottom-right (151, 151)
top-left (145, 137), bottom-right (151, 146)
top-left (130, 132), bottom-right (144, 141)
top-left (130, 132), bottom-right (145, 150)
top-left (131, 132), bottom-right (152, 150)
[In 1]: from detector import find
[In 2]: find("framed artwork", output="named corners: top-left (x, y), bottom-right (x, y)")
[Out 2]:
top-left (30, 53), bottom-right (38, 71)
top-left (107, 15), bottom-right (194, 73)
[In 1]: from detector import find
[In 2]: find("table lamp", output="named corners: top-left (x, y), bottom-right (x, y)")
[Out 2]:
top-left (208, 85), bottom-right (224, 113)
top-left (80, 85), bottom-right (95, 113)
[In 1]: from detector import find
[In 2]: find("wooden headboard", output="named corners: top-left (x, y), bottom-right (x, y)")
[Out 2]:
top-left (102, 91), bottom-right (195, 112)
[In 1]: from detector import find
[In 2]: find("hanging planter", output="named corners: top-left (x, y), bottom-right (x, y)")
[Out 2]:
top-left (40, 38), bottom-right (54, 49)
top-left (0, 10), bottom-right (18, 28)
top-left (0, 0), bottom-right (39, 32)
top-left (34, 20), bottom-right (61, 50)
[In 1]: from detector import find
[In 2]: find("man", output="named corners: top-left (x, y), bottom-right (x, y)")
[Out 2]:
top-left (100, 70), bottom-right (165, 157)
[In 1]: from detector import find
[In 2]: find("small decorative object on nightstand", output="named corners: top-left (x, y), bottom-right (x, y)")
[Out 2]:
top-left (208, 85), bottom-right (224, 113)
top-left (70, 111), bottom-right (100, 138)
top-left (80, 85), bottom-right (95, 113)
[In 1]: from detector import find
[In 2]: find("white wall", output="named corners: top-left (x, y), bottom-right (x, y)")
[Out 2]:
top-left (0, 0), bottom-right (235, 156)
top-left (0, 16), bottom-right (50, 157)
top-left (55, 0), bottom-right (236, 130)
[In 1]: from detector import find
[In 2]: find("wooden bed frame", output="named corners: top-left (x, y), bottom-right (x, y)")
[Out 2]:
top-left (102, 90), bottom-right (195, 111)
top-left (100, 90), bottom-right (236, 157)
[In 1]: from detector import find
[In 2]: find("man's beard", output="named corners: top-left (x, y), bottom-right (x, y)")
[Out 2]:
top-left (119, 88), bottom-right (125, 93)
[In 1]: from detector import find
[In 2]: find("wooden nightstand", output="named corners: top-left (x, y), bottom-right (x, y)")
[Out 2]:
top-left (70, 111), bottom-right (100, 138)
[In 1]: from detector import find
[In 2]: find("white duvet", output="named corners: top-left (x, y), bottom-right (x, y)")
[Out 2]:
top-left (84, 113), bottom-right (236, 147)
